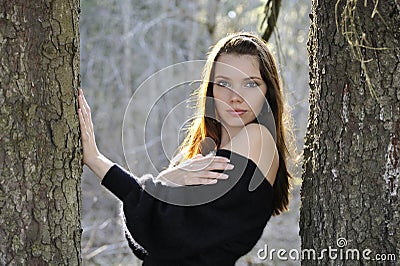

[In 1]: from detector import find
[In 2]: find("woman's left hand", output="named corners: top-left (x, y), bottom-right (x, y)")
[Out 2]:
top-left (157, 154), bottom-right (234, 186)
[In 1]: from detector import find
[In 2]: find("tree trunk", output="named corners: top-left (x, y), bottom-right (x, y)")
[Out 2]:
top-left (0, 1), bottom-right (82, 265)
top-left (300, 0), bottom-right (399, 265)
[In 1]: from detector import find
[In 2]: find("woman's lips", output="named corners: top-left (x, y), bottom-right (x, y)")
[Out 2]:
top-left (227, 109), bottom-right (247, 116)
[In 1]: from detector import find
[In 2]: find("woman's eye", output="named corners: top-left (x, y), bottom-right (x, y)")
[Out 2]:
top-left (245, 81), bottom-right (259, 88)
top-left (216, 80), bottom-right (231, 88)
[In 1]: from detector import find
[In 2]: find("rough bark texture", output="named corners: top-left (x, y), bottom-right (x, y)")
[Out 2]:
top-left (0, 1), bottom-right (82, 265)
top-left (300, 0), bottom-right (399, 265)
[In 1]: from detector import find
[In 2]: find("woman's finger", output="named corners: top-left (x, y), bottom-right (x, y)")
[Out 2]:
top-left (207, 161), bottom-right (234, 171)
top-left (78, 108), bottom-right (86, 133)
top-left (80, 90), bottom-right (92, 121)
top-left (78, 108), bottom-right (92, 140)
top-left (191, 162), bottom-right (233, 172)
top-left (185, 176), bottom-right (218, 185)
top-left (184, 170), bottom-right (228, 183)
top-left (192, 157), bottom-right (233, 172)
top-left (198, 155), bottom-right (230, 163)
top-left (180, 161), bottom-right (233, 174)
top-left (79, 90), bottom-right (94, 133)
top-left (80, 98), bottom-right (90, 128)
top-left (199, 171), bottom-right (229, 180)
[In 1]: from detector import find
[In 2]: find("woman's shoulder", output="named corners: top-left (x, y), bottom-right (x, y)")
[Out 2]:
top-left (219, 123), bottom-right (279, 185)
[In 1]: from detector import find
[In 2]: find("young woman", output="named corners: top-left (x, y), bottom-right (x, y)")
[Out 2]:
top-left (78, 32), bottom-right (292, 265)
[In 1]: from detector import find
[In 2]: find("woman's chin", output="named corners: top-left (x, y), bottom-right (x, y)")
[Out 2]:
top-left (220, 120), bottom-right (249, 130)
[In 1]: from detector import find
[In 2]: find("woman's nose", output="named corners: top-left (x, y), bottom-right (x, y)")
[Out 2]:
top-left (229, 87), bottom-right (244, 103)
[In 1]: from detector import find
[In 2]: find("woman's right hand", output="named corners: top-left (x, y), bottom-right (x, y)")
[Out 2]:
top-left (157, 154), bottom-right (234, 186)
top-left (78, 88), bottom-right (100, 165)
top-left (78, 88), bottom-right (114, 179)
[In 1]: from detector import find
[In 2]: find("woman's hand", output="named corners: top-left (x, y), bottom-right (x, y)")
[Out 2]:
top-left (78, 89), bottom-right (113, 179)
top-left (78, 88), bottom-right (100, 165)
top-left (157, 154), bottom-right (234, 186)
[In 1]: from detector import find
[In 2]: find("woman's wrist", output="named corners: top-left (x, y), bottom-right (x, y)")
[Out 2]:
top-left (85, 153), bottom-right (114, 180)
top-left (156, 169), bottom-right (180, 187)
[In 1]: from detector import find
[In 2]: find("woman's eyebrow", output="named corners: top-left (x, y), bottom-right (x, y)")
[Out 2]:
top-left (214, 75), bottom-right (263, 81)
top-left (244, 76), bottom-right (263, 81)
top-left (214, 75), bottom-right (231, 80)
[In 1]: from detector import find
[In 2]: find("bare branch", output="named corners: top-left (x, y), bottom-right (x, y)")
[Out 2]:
top-left (260, 0), bottom-right (281, 42)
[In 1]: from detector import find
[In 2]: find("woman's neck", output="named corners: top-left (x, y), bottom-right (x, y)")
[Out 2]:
top-left (220, 125), bottom-right (244, 148)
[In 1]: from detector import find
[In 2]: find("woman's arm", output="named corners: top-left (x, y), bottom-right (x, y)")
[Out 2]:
top-left (157, 153), bottom-right (233, 186)
top-left (102, 150), bottom-right (273, 261)
top-left (77, 88), bottom-right (233, 183)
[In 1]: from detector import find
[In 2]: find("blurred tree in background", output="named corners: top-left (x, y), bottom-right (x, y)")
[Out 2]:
top-left (301, 1), bottom-right (399, 265)
top-left (80, 0), bottom-right (310, 264)
top-left (0, 0), bottom-right (81, 264)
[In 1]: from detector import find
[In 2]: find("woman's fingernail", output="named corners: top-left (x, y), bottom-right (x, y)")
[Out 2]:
top-left (227, 164), bottom-right (234, 169)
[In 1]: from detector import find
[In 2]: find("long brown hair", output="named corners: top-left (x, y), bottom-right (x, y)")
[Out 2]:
top-left (178, 32), bottom-right (292, 215)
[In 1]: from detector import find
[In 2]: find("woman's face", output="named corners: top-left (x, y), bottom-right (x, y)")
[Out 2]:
top-left (212, 54), bottom-right (267, 131)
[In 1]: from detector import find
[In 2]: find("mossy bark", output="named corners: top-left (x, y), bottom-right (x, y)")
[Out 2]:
top-left (0, 1), bottom-right (82, 264)
top-left (300, 1), bottom-right (399, 265)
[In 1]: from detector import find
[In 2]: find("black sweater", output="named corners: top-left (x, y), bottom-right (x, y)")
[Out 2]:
top-left (101, 149), bottom-right (273, 265)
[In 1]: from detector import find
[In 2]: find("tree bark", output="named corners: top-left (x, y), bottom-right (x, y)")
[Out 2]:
top-left (0, 1), bottom-right (82, 265)
top-left (300, 0), bottom-right (399, 265)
